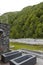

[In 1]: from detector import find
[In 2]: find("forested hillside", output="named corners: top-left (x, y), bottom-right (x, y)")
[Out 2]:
top-left (0, 2), bottom-right (43, 38)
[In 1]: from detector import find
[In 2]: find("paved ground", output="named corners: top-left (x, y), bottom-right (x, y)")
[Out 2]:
top-left (36, 58), bottom-right (43, 65)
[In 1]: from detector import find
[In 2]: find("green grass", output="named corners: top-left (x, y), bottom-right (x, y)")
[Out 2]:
top-left (10, 42), bottom-right (43, 51)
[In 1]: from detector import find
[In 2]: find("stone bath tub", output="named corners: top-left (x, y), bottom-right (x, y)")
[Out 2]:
top-left (1, 51), bottom-right (22, 63)
top-left (10, 54), bottom-right (36, 65)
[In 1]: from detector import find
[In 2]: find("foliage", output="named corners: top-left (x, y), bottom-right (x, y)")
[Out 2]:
top-left (0, 2), bottom-right (43, 38)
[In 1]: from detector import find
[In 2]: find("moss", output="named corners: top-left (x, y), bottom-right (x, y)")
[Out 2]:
top-left (10, 42), bottom-right (43, 51)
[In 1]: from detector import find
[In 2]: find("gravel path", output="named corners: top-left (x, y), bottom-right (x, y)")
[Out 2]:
top-left (10, 39), bottom-right (43, 45)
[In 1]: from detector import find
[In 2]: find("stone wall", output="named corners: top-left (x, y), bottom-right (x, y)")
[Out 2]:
top-left (0, 23), bottom-right (10, 53)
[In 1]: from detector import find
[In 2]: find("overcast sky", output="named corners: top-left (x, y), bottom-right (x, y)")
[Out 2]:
top-left (0, 0), bottom-right (43, 15)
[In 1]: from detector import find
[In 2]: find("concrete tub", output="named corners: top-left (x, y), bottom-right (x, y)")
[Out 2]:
top-left (1, 51), bottom-right (22, 63)
top-left (10, 55), bottom-right (36, 65)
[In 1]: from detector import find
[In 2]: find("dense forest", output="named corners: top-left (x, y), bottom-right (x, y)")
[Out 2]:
top-left (0, 2), bottom-right (43, 38)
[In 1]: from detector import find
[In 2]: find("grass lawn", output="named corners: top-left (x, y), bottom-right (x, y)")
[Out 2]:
top-left (10, 42), bottom-right (43, 51)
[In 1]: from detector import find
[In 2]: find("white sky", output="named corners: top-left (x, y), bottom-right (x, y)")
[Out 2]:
top-left (0, 0), bottom-right (43, 15)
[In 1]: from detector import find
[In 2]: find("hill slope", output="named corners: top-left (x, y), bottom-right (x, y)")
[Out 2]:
top-left (0, 2), bottom-right (43, 38)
